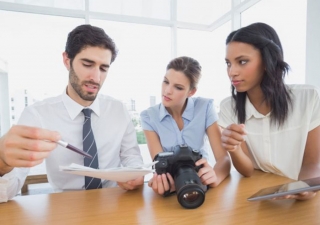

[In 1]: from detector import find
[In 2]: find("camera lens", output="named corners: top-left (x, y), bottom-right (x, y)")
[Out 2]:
top-left (183, 190), bottom-right (201, 202)
top-left (178, 185), bottom-right (205, 209)
top-left (174, 166), bottom-right (206, 209)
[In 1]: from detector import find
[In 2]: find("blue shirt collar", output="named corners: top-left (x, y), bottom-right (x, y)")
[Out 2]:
top-left (159, 98), bottom-right (195, 122)
top-left (62, 87), bottom-right (100, 120)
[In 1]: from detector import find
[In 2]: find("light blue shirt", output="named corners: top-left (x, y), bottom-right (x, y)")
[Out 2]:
top-left (140, 97), bottom-right (218, 160)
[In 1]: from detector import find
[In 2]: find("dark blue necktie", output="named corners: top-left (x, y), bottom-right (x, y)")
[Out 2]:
top-left (82, 108), bottom-right (102, 189)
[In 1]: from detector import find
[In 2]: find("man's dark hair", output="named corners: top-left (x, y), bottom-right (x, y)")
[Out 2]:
top-left (65, 24), bottom-right (118, 64)
top-left (226, 22), bottom-right (292, 127)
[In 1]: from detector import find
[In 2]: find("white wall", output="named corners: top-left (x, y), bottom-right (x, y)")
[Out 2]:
top-left (0, 70), bottom-right (10, 136)
top-left (306, 0), bottom-right (320, 88)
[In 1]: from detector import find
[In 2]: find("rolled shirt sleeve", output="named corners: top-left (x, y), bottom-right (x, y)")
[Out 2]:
top-left (0, 167), bottom-right (29, 203)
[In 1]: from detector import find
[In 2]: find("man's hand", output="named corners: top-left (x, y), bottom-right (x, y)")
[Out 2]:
top-left (0, 125), bottom-right (60, 175)
top-left (117, 176), bottom-right (144, 190)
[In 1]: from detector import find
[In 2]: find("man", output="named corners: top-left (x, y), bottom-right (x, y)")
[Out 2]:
top-left (0, 24), bottom-right (144, 203)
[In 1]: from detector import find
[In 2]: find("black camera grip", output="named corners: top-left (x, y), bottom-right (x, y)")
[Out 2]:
top-left (163, 189), bottom-right (175, 197)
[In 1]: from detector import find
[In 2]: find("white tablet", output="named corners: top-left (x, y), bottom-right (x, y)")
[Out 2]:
top-left (247, 176), bottom-right (320, 201)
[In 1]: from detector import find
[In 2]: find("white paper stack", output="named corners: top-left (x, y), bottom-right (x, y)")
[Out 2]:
top-left (59, 162), bottom-right (157, 182)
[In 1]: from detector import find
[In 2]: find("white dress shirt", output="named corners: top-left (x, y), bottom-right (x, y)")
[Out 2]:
top-left (0, 90), bottom-right (143, 202)
top-left (218, 84), bottom-right (320, 180)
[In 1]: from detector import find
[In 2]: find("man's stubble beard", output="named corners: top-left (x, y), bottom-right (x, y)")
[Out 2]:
top-left (69, 66), bottom-right (100, 101)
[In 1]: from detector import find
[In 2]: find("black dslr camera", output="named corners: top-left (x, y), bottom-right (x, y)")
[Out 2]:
top-left (153, 145), bottom-right (207, 209)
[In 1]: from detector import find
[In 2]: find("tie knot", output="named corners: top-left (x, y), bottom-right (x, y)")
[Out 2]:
top-left (82, 108), bottom-right (92, 118)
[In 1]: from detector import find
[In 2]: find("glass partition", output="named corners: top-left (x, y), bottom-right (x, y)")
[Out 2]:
top-left (90, 0), bottom-right (171, 20)
top-left (0, 0), bottom-right (85, 10)
top-left (177, 0), bottom-right (231, 25)
top-left (241, 0), bottom-right (307, 84)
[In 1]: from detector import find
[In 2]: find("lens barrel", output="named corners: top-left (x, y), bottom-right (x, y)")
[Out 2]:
top-left (174, 166), bottom-right (205, 209)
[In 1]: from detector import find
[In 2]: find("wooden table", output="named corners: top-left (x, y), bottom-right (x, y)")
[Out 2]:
top-left (1, 170), bottom-right (319, 225)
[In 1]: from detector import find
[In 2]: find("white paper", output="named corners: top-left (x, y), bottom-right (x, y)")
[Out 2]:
top-left (59, 162), bottom-right (157, 183)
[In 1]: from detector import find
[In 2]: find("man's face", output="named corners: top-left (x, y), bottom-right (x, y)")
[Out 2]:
top-left (64, 46), bottom-right (112, 106)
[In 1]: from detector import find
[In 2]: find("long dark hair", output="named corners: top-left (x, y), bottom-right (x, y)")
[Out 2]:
top-left (226, 22), bottom-right (292, 126)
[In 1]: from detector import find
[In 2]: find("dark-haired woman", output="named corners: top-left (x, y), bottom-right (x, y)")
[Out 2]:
top-left (219, 22), bottom-right (320, 200)
top-left (141, 56), bottom-right (231, 195)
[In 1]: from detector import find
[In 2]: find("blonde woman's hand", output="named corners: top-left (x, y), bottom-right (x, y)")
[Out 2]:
top-left (196, 158), bottom-right (217, 187)
top-left (148, 173), bottom-right (175, 195)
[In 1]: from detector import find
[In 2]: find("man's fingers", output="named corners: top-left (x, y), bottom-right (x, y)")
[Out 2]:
top-left (4, 148), bottom-right (49, 167)
top-left (11, 125), bottom-right (60, 142)
top-left (7, 158), bottom-right (44, 168)
top-left (5, 126), bottom-right (59, 151)
top-left (126, 176), bottom-right (144, 189)
top-left (20, 138), bottom-right (58, 152)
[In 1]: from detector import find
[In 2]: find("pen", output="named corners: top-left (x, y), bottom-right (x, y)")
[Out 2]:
top-left (56, 140), bottom-right (93, 159)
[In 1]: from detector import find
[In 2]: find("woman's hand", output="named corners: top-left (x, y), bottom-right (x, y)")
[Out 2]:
top-left (148, 173), bottom-right (175, 195)
top-left (273, 191), bottom-right (316, 201)
top-left (221, 124), bottom-right (247, 152)
top-left (196, 158), bottom-right (217, 187)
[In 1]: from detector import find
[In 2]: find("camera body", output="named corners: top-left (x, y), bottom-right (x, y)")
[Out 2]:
top-left (153, 145), bottom-right (206, 209)
top-left (154, 145), bottom-right (202, 175)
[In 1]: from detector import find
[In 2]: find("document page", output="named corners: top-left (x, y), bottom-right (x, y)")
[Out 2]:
top-left (59, 162), bottom-right (156, 182)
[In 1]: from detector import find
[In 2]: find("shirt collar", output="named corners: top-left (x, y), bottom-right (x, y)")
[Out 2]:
top-left (62, 88), bottom-right (101, 120)
top-left (159, 97), bottom-right (194, 122)
top-left (245, 96), bottom-right (270, 121)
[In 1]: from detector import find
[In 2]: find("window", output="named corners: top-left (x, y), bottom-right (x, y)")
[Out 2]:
top-left (0, 0), bottom-right (313, 176)
top-left (89, 0), bottom-right (171, 20)
top-left (177, 21), bottom-right (231, 108)
top-left (177, 0), bottom-right (231, 25)
top-left (90, 19), bottom-right (172, 111)
top-left (1, 0), bottom-right (84, 10)
top-left (241, 0), bottom-right (307, 84)
top-left (0, 10), bottom-right (84, 118)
